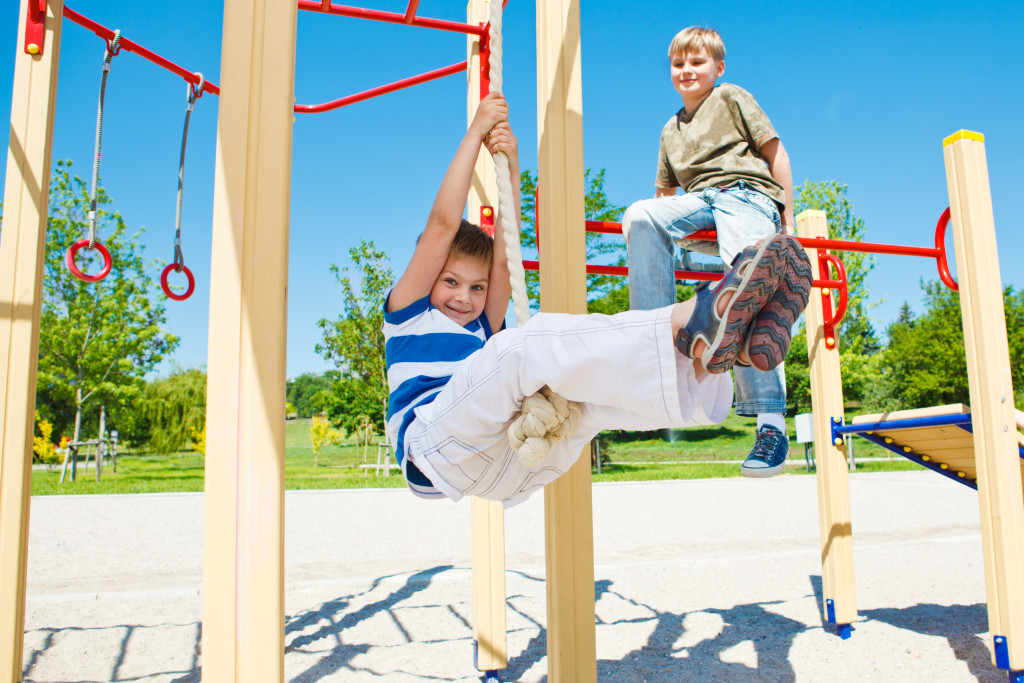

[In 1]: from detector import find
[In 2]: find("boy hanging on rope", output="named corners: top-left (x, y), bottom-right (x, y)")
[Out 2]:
top-left (383, 92), bottom-right (813, 508)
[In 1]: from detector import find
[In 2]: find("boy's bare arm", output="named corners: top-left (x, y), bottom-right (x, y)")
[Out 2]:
top-left (655, 185), bottom-right (678, 198)
top-left (759, 137), bottom-right (794, 232)
top-left (483, 122), bottom-right (517, 331)
top-left (388, 93), bottom-right (508, 313)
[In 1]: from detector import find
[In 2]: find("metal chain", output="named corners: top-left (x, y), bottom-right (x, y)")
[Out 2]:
top-left (174, 74), bottom-right (203, 268)
top-left (88, 30), bottom-right (121, 248)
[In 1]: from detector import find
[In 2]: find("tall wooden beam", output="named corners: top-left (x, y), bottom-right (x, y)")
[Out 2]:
top-left (943, 130), bottom-right (1024, 672)
top-left (200, 0), bottom-right (297, 679)
top-left (535, 1), bottom-right (596, 679)
top-left (799, 209), bottom-right (858, 634)
top-left (0, 1), bottom-right (63, 679)
top-left (466, 0), bottom-right (507, 673)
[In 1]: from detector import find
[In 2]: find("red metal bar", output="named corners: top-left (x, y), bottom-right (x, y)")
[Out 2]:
top-left (934, 207), bottom-right (959, 291)
top-left (298, 1), bottom-right (486, 36)
top-left (403, 0), bottom-right (421, 24)
top-left (295, 60), bottom-right (467, 113)
top-left (584, 221), bottom-right (623, 234)
top-left (24, 0), bottom-right (47, 55)
top-left (583, 219), bottom-right (944, 258)
top-left (62, 5), bottom-right (217, 95)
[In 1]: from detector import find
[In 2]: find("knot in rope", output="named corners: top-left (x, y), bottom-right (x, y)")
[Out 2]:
top-left (507, 386), bottom-right (583, 467)
top-left (486, 0), bottom-right (581, 468)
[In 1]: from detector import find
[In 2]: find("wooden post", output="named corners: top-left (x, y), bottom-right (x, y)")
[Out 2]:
top-left (798, 209), bottom-right (858, 633)
top-left (466, 0), bottom-right (507, 672)
top-left (0, 1), bottom-right (63, 679)
top-left (536, 1), bottom-right (596, 679)
top-left (200, 0), bottom-right (297, 679)
top-left (943, 130), bottom-right (1024, 671)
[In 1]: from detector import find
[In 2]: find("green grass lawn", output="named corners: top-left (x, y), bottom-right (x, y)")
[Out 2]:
top-left (30, 413), bottom-right (923, 495)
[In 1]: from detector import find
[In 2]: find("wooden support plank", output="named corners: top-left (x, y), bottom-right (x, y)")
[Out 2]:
top-left (466, 0), bottom-right (507, 671)
top-left (799, 210), bottom-right (858, 628)
top-left (0, 1), bottom-right (63, 679)
top-left (536, 0), bottom-right (596, 679)
top-left (944, 131), bottom-right (1024, 670)
top-left (200, 0), bottom-right (297, 680)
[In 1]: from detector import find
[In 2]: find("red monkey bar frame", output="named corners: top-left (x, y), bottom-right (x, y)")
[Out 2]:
top-left (525, 209), bottom-right (958, 343)
top-left (58, 1), bottom-right (500, 113)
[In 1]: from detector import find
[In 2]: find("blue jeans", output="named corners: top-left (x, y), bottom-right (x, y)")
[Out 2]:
top-left (624, 183), bottom-right (787, 416)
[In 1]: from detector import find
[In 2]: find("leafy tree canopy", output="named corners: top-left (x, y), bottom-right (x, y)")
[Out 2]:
top-left (316, 240), bottom-right (392, 432)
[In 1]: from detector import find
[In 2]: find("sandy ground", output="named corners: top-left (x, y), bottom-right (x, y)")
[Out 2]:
top-left (19, 470), bottom-right (1010, 682)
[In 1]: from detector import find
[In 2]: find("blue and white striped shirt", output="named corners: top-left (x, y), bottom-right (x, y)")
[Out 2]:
top-left (383, 293), bottom-right (494, 496)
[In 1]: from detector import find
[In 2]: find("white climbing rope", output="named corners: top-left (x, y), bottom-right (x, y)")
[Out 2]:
top-left (487, 1), bottom-right (581, 468)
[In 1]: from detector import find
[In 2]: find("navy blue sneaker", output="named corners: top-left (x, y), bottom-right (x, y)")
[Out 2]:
top-left (741, 425), bottom-right (790, 478)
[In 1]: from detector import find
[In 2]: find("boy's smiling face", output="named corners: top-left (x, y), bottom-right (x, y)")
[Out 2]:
top-left (670, 47), bottom-right (724, 110)
top-left (430, 254), bottom-right (489, 327)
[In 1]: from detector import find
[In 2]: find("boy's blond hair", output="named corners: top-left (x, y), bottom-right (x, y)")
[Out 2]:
top-left (668, 27), bottom-right (725, 62)
top-left (450, 220), bottom-right (493, 268)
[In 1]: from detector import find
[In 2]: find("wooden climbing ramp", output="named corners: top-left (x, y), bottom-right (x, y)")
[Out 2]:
top-left (838, 403), bottom-right (1024, 492)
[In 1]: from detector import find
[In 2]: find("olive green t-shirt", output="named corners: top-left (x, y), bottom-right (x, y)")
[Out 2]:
top-left (656, 83), bottom-right (785, 208)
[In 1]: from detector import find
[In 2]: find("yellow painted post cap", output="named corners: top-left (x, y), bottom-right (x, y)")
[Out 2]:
top-left (943, 130), bottom-right (984, 147)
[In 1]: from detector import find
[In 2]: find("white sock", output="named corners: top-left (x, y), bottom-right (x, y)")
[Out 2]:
top-left (757, 413), bottom-right (786, 432)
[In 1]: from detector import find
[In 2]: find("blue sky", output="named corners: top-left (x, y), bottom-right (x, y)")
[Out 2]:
top-left (2, 0), bottom-right (1022, 378)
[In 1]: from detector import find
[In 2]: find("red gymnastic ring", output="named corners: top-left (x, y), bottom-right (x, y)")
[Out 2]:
top-left (65, 239), bottom-right (112, 283)
top-left (934, 207), bottom-right (959, 292)
top-left (160, 263), bottom-right (195, 301)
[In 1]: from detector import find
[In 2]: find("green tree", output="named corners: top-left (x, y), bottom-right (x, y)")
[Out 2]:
top-left (879, 282), bottom-right (1024, 411)
top-left (519, 168), bottom-right (627, 308)
top-left (316, 241), bottom-right (393, 432)
top-left (133, 367), bottom-right (207, 454)
top-left (310, 413), bottom-right (345, 467)
top-left (287, 370), bottom-right (342, 418)
top-left (36, 162), bottom-right (179, 445)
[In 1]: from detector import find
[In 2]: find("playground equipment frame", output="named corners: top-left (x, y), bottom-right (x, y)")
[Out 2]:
top-left (2, 1), bottom-right (1022, 682)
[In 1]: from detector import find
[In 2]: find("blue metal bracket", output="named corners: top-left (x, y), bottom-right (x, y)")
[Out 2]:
top-left (996, 635), bottom-right (1011, 669)
top-left (830, 417), bottom-right (844, 448)
top-left (825, 599), bottom-right (852, 639)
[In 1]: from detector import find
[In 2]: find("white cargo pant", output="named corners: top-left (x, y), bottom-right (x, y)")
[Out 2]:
top-left (403, 305), bottom-right (733, 508)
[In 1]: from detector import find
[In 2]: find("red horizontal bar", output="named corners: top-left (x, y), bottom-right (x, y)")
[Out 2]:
top-left (522, 260), bottom-right (722, 282)
top-left (584, 221), bottom-right (623, 234)
top-left (297, 1), bottom-right (486, 36)
top-left (796, 236), bottom-right (939, 259)
top-left (295, 60), bottom-right (467, 113)
top-left (62, 5), bottom-right (218, 96)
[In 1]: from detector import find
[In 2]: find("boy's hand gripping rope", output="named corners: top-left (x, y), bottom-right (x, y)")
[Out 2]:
top-left (67, 30), bottom-right (121, 284)
top-left (161, 74), bottom-right (203, 302)
top-left (486, 1), bottom-right (581, 468)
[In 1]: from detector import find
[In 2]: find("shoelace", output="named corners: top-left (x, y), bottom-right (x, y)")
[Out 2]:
top-left (751, 427), bottom-right (784, 460)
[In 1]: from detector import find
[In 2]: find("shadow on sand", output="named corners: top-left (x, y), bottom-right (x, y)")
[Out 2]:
top-left (22, 570), bottom-right (1003, 682)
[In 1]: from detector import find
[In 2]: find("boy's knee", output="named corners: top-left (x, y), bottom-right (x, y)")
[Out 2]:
top-left (622, 201), bottom-right (650, 244)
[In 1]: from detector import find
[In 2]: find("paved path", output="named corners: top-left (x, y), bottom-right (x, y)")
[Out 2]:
top-left (21, 471), bottom-right (1006, 681)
